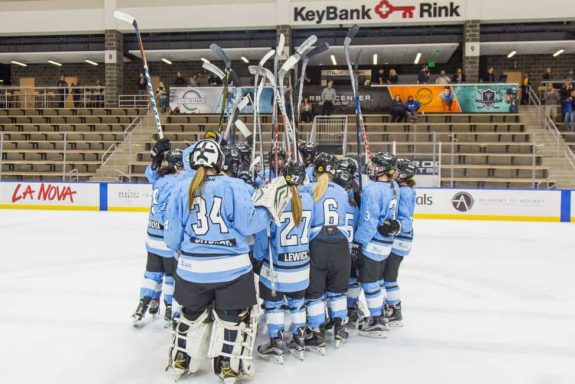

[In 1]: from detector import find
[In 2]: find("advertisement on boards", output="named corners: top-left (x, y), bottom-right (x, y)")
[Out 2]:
top-left (0, 182), bottom-right (100, 210)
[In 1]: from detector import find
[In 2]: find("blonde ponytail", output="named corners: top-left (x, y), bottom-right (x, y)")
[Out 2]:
top-left (312, 173), bottom-right (330, 202)
top-left (189, 167), bottom-right (206, 208)
top-left (290, 185), bottom-right (303, 226)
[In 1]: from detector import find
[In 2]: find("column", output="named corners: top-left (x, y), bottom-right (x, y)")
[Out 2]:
top-left (463, 20), bottom-right (480, 83)
top-left (105, 29), bottom-right (123, 107)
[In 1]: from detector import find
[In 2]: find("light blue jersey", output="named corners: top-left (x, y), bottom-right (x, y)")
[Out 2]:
top-left (304, 165), bottom-right (315, 183)
top-left (164, 175), bottom-right (270, 284)
top-left (255, 192), bottom-right (314, 293)
top-left (342, 197), bottom-right (359, 249)
top-left (354, 181), bottom-right (399, 262)
top-left (145, 165), bottom-right (179, 258)
top-left (391, 186), bottom-right (416, 257)
top-left (301, 181), bottom-right (350, 241)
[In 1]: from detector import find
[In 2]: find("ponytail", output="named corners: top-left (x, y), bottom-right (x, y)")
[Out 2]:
top-left (312, 173), bottom-right (330, 202)
top-left (290, 185), bottom-right (303, 226)
top-left (406, 178), bottom-right (416, 187)
top-left (189, 167), bottom-right (206, 208)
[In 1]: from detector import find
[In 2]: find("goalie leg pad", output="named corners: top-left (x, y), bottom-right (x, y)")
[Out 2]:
top-left (208, 306), bottom-right (259, 377)
top-left (169, 308), bottom-right (212, 374)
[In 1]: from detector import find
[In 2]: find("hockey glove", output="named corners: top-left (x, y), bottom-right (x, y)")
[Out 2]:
top-left (378, 220), bottom-right (402, 237)
top-left (351, 242), bottom-right (363, 270)
top-left (249, 254), bottom-right (263, 275)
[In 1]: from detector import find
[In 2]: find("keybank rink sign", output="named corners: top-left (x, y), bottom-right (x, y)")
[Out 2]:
top-left (292, 0), bottom-right (465, 25)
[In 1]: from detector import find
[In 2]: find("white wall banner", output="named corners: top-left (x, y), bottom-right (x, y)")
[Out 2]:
top-left (0, 182), bottom-right (99, 210)
top-left (291, 0), bottom-right (466, 26)
top-left (169, 86), bottom-right (274, 115)
top-left (414, 188), bottom-right (562, 221)
top-left (107, 183), bottom-right (152, 211)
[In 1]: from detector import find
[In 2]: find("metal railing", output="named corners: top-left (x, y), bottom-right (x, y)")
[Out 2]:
top-left (119, 94), bottom-right (149, 108)
top-left (0, 86), bottom-right (105, 109)
top-left (67, 169), bottom-right (79, 182)
top-left (115, 169), bottom-right (131, 182)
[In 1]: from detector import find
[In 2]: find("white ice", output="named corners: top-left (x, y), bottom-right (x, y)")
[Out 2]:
top-left (1, 210), bottom-right (574, 384)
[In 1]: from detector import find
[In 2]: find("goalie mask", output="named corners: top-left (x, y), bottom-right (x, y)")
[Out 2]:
top-left (190, 139), bottom-right (224, 172)
top-left (282, 161), bottom-right (306, 186)
top-left (396, 158), bottom-right (417, 181)
top-left (369, 152), bottom-right (396, 180)
top-left (166, 148), bottom-right (184, 169)
top-left (333, 157), bottom-right (357, 190)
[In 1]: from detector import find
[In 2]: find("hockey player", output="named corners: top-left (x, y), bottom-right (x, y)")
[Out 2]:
top-left (133, 146), bottom-right (183, 326)
top-left (353, 152), bottom-right (401, 338)
top-left (383, 158), bottom-right (417, 327)
top-left (298, 141), bottom-right (317, 182)
top-left (262, 147), bottom-right (287, 181)
top-left (255, 161), bottom-right (314, 363)
top-left (301, 153), bottom-right (352, 351)
top-left (164, 139), bottom-right (290, 383)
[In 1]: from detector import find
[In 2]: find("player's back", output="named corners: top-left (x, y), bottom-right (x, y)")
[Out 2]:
top-left (302, 181), bottom-right (349, 241)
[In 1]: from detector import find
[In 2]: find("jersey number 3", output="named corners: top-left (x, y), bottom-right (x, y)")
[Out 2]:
top-left (191, 197), bottom-right (229, 235)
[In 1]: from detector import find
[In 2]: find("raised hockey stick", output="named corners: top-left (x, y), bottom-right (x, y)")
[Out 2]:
top-left (113, 11), bottom-right (163, 139)
top-left (296, 43), bottom-right (330, 128)
top-left (210, 44), bottom-right (241, 138)
top-left (271, 34), bottom-right (286, 181)
top-left (253, 49), bottom-right (276, 178)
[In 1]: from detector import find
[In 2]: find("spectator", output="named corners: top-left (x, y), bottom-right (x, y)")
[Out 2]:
top-left (564, 92), bottom-right (575, 131)
top-left (304, 73), bottom-right (312, 85)
top-left (404, 95), bottom-right (420, 121)
top-left (388, 68), bottom-right (399, 84)
top-left (136, 73), bottom-right (147, 96)
top-left (173, 71), bottom-right (187, 86)
top-left (565, 68), bottom-right (575, 81)
top-left (390, 95), bottom-right (406, 122)
top-left (544, 83), bottom-right (559, 121)
top-left (189, 74), bottom-right (198, 87)
top-left (542, 67), bottom-right (553, 81)
top-left (321, 80), bottom-right (336, 115)
top-left (56, 75), bottom-right (68, 108)
top-left (560, 80), bottom-right (573, 117)
top-left (417, 65), bottom-right (430, 84)
top-left (452, 68), bottom-right (466, 84)
top-left (95, 79), bottom-right (104, 107)
top-left (300, 96), bottom-right (314, 123)
top-left (157, 81), bottom-right (167, 113)
top-left (440, 86), bottom-right (455, 112)
top-left (498, 73), bottom-right (508, 83)
top-left (435, 70), bottom-right (451, 85)
top-left (375, 68), bottom-right (386, 85)
top-left (520, 73), bottom-right (531, 105)
top-left (72, 81), bottom-right (82, 108)
top-left (483, 67), bottom-right (496, 83)
top-left (208, 74), bottom-right (222, 86)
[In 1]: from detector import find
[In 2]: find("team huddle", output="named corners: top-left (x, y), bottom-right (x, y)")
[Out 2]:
top-left (131, 132), bottom-right (417, 384)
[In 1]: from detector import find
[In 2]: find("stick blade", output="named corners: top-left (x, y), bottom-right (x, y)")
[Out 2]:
top-left (113, 10), bottom-right (136, 26)
top-left (277, 33), bottom-right (286, 52)
top-left (296, 35), bottom-right (318, 55)
top-left (202, 62), bottom-right (225, 79)
top-left (345, 24), bottom-right (360, 46)
top-left (259, 49), bottom-right (276, 67)
top-left (210, 43), bottom-right (231, 68)
top-left (307, 42), bottom-right (330, 59)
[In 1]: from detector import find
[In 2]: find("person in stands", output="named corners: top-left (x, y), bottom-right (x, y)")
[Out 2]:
top-left (483, 67), bottom-right (496, 83)
top-left (375, 68), bottom-right (386, 85)
top-left (544, 83), bottom-right (559, 121)
top-left (405, 96), bottom-right (420, 121)
top-left (390, 95), bottom-right (407, 122)
top-left (417, 65), bottom-right (430, 84)
top-left (137, 73), bottom-right (147, 96)
top-left (321, 80), bottom-right (336, 116)
top-left (435, 70), bottom-right (451, 85)
top-left (157, 81), bottom-right (168, 113)
top-left (57, 75), bottom-right (68, 108)
top-left (542, 67), bottom-right (553, 81)
top-left (520, 73), bottom-right (531, 105)
top-left (388, 69), bottom-right (399, 84)
top-left (301, 96), bottom-right (314, 123)
top-left (452, 68), bottom-right (466, 84)
top-left (173, 71), bottom-right (187, 87)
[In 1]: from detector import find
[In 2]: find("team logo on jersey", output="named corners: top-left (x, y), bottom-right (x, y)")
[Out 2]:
top-left (451, 192), bottom-right (474, 212)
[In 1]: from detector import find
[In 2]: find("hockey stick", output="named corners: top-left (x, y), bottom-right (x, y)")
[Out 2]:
top-left (210, 44), bottom-right (241, 138)
top-left (344, 24), bottom-right (371, 190)
top-left (271, 33), bottom-right (285, 181)
top-left (296, 43), bottom-right (330, 129)
top-left (202, 61), bottom-right (225, 80)
top-left (253, 49), bottom-right (276, 180)
top-left (114, 11), bottom-right (163, 139)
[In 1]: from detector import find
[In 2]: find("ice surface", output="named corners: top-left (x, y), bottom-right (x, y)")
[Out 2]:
top-left (1, 210), bottom-right (574, 384)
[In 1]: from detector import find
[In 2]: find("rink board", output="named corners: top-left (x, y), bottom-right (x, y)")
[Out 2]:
top-left (0, 181), bottom-right (573, 222)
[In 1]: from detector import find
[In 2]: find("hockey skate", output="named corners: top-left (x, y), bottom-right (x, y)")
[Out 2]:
top-left (287, 327), bottom-right (305, 361)
top-left (148, 298), bottom-right (160, 316)
top-left (163, 304), bottom-right (173, 328)
top-left (323, 318), bottom-right (335, 339)
top-left (358, 316), bottom-right (389, 338)
top-left (347, 307), bottom-right (364, 330)
top-left (132, 297), bottom-right (152, 327)
top-left (304, 328), bottom-right (326, 356)
top-left (257, 333), bottom-right (285, 365)
top-left (385, 302), bottom-right (403, 327)
top-left (169, 350), bottom-right (192, 382)
top-left (333, 318), bottom-right (349, 348)
top-left (214, 357), bottom-right (240, 384)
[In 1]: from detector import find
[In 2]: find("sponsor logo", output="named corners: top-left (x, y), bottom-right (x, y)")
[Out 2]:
top-left (451, 192), bottom-right (474, 212)
top-left (416, 194), bottom-right (433, 206)
top-left (475, 89), bottom-right (501, 110)
top-left (293, 1), bottom-right (461, 24)
top-left (181, 90), bottom-right (207, 112)
top-left (415, 88), bottom-right (434, 105)
top-left (11, 183), bottom-right (77, 203)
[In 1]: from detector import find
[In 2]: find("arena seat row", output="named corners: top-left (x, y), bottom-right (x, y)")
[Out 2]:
top-left (0, 108), bottom-right (147, 116)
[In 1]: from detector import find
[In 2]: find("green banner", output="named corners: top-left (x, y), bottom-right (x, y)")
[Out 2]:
top-left (453, 84), bottom-right (519, 113)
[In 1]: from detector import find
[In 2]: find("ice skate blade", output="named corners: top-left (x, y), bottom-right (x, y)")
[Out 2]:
top-left (174, 370), bottom-right (192, 382)
top-left (358, 330), bottom-right (388, 338)
top-left (288, 348), bottom-right (304, 361)
top-left (305, 345), bottom-right (326, 356)
top-left (334, 338), bottom-right (347, 348)
top-left (219, 376), bottom-right (240, 384)
top-left (163, 319), bottom-right (173, 329)
top-left (388, 320), bottom-right (403, 328)
top-left (257, 352), bottom-right (284, 365)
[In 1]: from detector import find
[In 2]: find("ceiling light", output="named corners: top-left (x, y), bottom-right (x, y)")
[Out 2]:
top-left (553, 49), bottom-right (564, 57)
top-left (48, 60), bottom-right (62, 67)
top-left (330, 54), bottom-right (337, 66)
top-left (201, 57), bottom-right (210, 63)
top-left (11, 60), bottom-right (27, 67)
top-left (241, 56), bottom-right (249, 63)
top-left (373, 53), bottom-right (378, 66)
top-left (414, 52), bottom-right (422, 65)
top-left (85, 59), bottom-right (98, 66)
top-left (161, 58), bottom-right (172, 65)
top-left (507, 51), bottom-right (517, 58)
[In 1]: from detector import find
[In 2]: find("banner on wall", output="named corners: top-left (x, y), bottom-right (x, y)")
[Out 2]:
top-left (169, 86), bottom-right (274, 114)
top-left (0, 181), bottom-right (100, 210)
top-left (107, 183), bottom-right (152, 211)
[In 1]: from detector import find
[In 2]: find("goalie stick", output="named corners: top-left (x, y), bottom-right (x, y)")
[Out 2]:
top-left (113, 11), bottom-right (163, 139)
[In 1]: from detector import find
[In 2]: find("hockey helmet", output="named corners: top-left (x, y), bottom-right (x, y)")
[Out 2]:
top-left (190, 139), bottom-right (224, 172)
top-left (282, 161), bottom-right (306, 186)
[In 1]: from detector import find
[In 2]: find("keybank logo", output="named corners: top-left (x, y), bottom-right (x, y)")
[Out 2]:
top-left (293, 0), bottom-right (462, 24)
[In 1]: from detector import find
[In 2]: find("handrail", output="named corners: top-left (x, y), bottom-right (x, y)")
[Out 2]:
top-left (118, 94), bottom-right (149, 108)
top-left (528, 86), bottom-right (541, 106)
top-left (100, 143), bottom-right (117, 167)
top-left (0, 86), bottom-right (105, 109)
top-left (536, 176), bottom-right (556, 190)
top-left (67, 169), bottom-right (79, 182)
top-left (115, 169), bottom-right (131, 182)
top-left (124, 115), bottom-right (142, 140)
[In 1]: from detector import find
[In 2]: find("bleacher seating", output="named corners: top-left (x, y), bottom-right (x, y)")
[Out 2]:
top-left (0, 108), bottom-right (147, 181)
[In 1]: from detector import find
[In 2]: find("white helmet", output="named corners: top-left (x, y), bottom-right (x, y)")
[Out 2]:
top-left (190, 139), bottom-right (224, 171)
